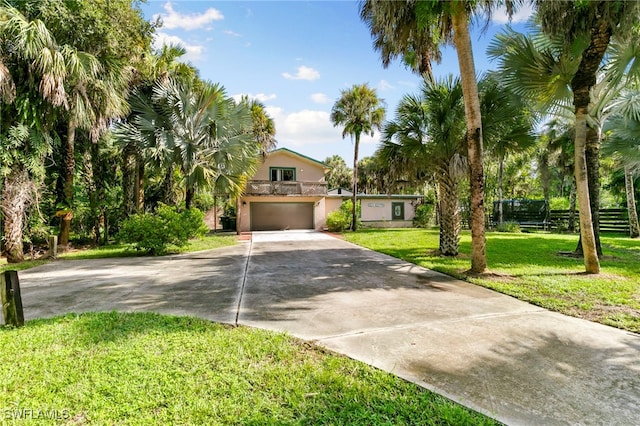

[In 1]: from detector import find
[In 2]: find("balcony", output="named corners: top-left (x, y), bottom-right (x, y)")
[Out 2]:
top-left (245, 180), bottom-right (328, 196)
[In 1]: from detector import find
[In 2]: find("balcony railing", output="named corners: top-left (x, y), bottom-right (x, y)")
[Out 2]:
top-left (245, 180), bottom-right (328, 196)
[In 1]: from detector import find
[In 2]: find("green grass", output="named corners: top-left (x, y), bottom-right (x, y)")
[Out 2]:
top-left (0, 312), bottom-right (497, 425)
top-left (344, 228), bottom-right (640, 333)
top-left (0, 234), bottom-right (238, 271)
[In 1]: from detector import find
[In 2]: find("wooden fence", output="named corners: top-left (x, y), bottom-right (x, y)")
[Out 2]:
top-left (548, 208), bottom-right (630, 233)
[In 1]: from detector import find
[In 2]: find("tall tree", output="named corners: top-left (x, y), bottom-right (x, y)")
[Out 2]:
top-left (0, 4), bottom-right (76, 262)
top-left (360, 0), bottom-right (520, 273)
top-left (330, 83), bottom-right (385, 231)
top-left (116, 79), bottom-right (260, 209)
top-left (603, 89), bottom-right (640, 238)
top-left (379, 77), bottom-right (466, 255)
top-left (535, 0), bottom-right (640, 273)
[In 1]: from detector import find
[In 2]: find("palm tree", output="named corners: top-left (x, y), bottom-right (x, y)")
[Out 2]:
top-left (360, 1), bottom-right (522, 273)
top-left (0, 5), bottom-right (71, 262)
top-left (330, 83), bottom-right (385, 231)
top-left (117, 79), bottom-right (260, 210)
top-left (534, 0), bottom-right (640, 273)
top-left (324, 155), bottom-right (353, 190)
top-left (603, 89), bottom-right (640, 238)
top-left (244, 97), bottom-right (277, 158)
top-left (379, 76), bottom-right (466, 255)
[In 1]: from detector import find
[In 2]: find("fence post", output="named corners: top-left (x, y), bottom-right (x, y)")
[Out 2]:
top-left (1, 270), bottom-right (25, 327)
top-left (48, 235), bottom-right (58, 258)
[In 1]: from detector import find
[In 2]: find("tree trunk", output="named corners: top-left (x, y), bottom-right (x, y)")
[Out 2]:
top-left (569, 13), bottom-right (612, 273)
top-left (135, 153), bottom-right (145, 213)
top-left (575, 125), bottom-right (603, 256)
top-left (185, 187), bottom-right (195, 210)
top-left (451, 6), bottom-right (486, 273)
top-left (1, 168), bottom-right (32, 263)
top-left (539, 149), bottom-right (551, 224)
top-left (498, 156), bottom-right (504, 225)
top-left (122, 142), bottom-right (137, 217)
top-left (59, 122), bottom-right (76, 246)
top-left (568, 178), bottom-right (577, 233)
top-left (438, 171), bottom-right (461, 256)
top-left (352, 132), bottom-right (360, 231)
top-left (625, 165), bottom-right (640, 238)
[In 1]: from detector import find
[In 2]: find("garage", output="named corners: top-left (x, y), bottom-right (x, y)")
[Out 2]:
top-left (250, 202), bottom-right (314, 231)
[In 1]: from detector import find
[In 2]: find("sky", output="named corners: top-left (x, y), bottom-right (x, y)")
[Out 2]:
top-left (140, 1), bottom-right (534, 164)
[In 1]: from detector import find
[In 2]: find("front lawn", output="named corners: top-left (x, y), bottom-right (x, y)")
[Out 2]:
top-left (0, 234), bottom-right (238, 273)
top-left (0, 312), bottom-right (497, 425)
top-left (344, 229), bottom-right (640, 333)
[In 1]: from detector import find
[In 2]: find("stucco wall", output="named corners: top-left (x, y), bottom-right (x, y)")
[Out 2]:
top-left (253, 151), bottom-right (326, 182)
top-left (360, 199), bottom-right (416, 222)
top-left (238, 195), bottom-right (326, 232)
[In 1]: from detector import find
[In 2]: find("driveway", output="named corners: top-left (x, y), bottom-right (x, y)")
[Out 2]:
top-left (15, 230), bottom-right (640, 425)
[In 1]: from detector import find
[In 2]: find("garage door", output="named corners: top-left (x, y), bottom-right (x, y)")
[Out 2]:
top-left (250, 202), bottom-right (314, 231)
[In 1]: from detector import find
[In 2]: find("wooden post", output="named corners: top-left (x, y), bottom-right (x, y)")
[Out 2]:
top-left (1, 270), bottom-right (24, 327)
top-left (48, 235), bottom-right (58, 258)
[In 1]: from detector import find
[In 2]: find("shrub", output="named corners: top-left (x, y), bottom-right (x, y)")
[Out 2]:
top-left (496, 221), bottom-right (521, 233)
top-left (413, 203), bottom-right (434, 228)
top-left (326, 209), bottom-right (351, 232)
top-left (118, 205), bottom-right (207, 255)
top-left (327, 199), bottom-right (361, 232)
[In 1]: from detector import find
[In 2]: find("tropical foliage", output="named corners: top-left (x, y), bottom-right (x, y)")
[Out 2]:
top-left (331, 83), bottom-right (385, 231)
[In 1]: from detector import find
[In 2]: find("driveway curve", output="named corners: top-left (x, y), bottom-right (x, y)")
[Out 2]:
top-left (14, 230), bottom-right (640, 425)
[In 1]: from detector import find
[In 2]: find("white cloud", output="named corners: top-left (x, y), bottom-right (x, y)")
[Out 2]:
top-left (224, 30), bottom-right (242, 37)
top-left (378, 80), bottom-right (394, 91)
top-left (282, 65), bottom-right (320, 81)
top-left (492, 4), bottom-right (534, 24)
top-left (232, 93), bottom-right (277, 104)
top-left (310, 93), bottom-right (329, 104)
top-left (153, 32), bottom-right (204, 62)
top-left (266, 107), bottom-right (381, 148)
top-left (154, 1), bottom-right (223, 31)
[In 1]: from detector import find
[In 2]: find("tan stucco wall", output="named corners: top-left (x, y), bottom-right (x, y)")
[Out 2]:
top-left (238, 195), bottom-right (326, 232)
top-left (253, 151), bottom-right (326, 182)
top-left (360, 199), bottom-right (416, 222)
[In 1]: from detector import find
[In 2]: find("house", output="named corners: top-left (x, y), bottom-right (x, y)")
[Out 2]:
top-left (237, 148), bottom-right (422, 232)
top-left (237, 148), bottom-right (330, 232)
top-left (327, 188), bottom-right (422, 228)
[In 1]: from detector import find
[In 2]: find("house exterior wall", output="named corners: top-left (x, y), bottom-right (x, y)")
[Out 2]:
top-left (253, 151), bottom-right (326, 182)
top-left (238, 195), bottom-right (326, 232)
top-left (360, 198), bottom-right (416, 222)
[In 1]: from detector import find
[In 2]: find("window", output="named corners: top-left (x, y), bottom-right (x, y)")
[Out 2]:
top-left (270, 167), bottom-right (296, 181)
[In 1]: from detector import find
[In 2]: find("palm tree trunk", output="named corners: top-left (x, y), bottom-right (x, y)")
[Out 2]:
top-left (352, 132), bottom-right (360, 231)
top-left (569, 178), bottom-right (577, 232)
top-left (438, 172), bottom-right (461, 256)
top-left (498, 156), bottom-right (504, 225)
top-left (625, 165), bottom-right (640, 238)
top-left (451, 6), bottom-right (486, 273)
top-left (573, 111), bottom-right (599, 272)
top-left (575, 125), bottom-right (603, 256)
top-left (59, 122), bottom-right (76, 246)
top-left (135, 153), bottom-right (145, 213)
top-left (1, 168), bottom-right (32, 263)
top-left (122, 142), bottom-right (137, 217)
top-left (570, 15), bottom-right (611, 274)
top-left (185, 187), bottom-right (194, 210)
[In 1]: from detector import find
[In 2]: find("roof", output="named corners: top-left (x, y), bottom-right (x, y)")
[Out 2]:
top-left (268, 147), bottom-right (328, 169)
top-left (327, 193), bottom-right (424, 199)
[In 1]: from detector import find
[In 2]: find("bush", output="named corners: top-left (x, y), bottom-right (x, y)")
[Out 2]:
top-left (496, 221), bottom-right (521, 233)
top-left (118, 205), bottom-right (208, 255)
top-left (413, 203), bottom-right (434, 228)
top-left (326, 199), bottom-right (360, 232)
top-left (326, 209), bottom-right (351, 232)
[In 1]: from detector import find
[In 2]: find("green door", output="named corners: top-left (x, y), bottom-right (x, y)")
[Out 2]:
top-left (392, 202), bottom-right (404, 220)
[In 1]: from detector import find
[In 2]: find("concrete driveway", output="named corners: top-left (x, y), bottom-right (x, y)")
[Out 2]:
top-left (15, 230), bottom-right (640, 425)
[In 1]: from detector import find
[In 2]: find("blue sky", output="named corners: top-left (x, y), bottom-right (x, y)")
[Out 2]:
top-left (140, 1), bottom-right (533, 164)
